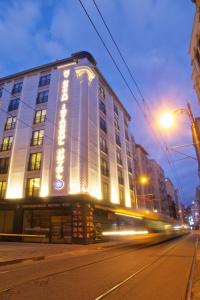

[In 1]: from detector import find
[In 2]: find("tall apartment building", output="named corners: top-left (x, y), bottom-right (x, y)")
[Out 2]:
top-left (0, 51), bottom-right (135, 243)
top-left (135, 144), bottom-right (154, 210)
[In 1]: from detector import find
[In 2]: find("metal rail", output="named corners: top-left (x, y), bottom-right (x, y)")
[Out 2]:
top-left (185, 236), bottom-right (199, 300)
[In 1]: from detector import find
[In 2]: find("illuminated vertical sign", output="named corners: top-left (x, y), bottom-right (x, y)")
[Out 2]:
top-left (54, 69), bottom-right (70, 190)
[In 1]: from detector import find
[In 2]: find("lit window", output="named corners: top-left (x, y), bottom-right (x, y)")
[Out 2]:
top-left (0, 181), bottom-right (7, 199)
top-left (31, 130), bottom-right (44, 146)
top-left (36, 90), bottom-right (49, 104)
top-left (28, 153), bottom-right (42, 171)
top-left (8, 98), bottom-right (20, 111)
top-left (34, 110), bottom-right (46, 124)
top-left (0, 157), bottom-right (9, 174)
top-left (38, 74), bottom-right (51, 87)
top-left (5, 116), bottom-right (16, 130)
top-left (12, 82), bottom-right (23, 94)
top-left (101, 158), bottom-right (109, 177)
top-left (102, 182), bottom-right (109, 201)
top-left (26, 178), bottom-right (40, 197)
top-left (1, 136), bottom-right (13, 151)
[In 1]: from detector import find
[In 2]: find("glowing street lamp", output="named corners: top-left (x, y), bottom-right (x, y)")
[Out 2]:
top-left (159, 112), bottom-right (174, 129)
top-left (139, 176), bottom-right (149, 185)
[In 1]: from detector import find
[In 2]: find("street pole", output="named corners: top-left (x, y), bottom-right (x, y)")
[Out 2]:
top-left (187, 103), bottom-right (200, 178)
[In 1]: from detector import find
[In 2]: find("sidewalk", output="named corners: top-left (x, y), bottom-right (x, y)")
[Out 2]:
top-left (0, 240), bottom-right (128, 266)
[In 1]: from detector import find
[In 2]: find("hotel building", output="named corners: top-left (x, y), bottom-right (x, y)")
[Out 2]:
top-left (0, 51), bottom-right (136, 243)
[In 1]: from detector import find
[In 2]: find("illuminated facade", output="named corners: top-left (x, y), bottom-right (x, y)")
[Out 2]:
top-left (0, 52), bottom-right (135, 243)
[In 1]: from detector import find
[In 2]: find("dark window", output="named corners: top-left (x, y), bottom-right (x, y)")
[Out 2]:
top-left (1, 136), bottom-right (13, 151)
top-left (99, 100), bottom-right (106, 114)
top-left (36, 90), bottom-right (49, 104)
top-left (125, 128), bottom-right (129, 141)
top-left (100, 136), bottom-right (108, 154)
top-left (118, 168), bottom-right (124, 185)
top-left (100, 117), bottom-right (107, 133)
top-left (116, 149), bottom-right (122, 165)
top-left (26, 178), bottom-right (40, 197)
top-left (196, 51), bottom-right (200, 68)
top-left (28, 152), bottom-right (42, 171)
top-left (8, 98), bottom-right (20, 111)
top-left (114, 103), bottom-right (118, 115)
top-left (34, 110), bottom-right (46, 124)
top-left (0, 87), bottom-right (3, 98)
top-left (129, 175), bottom-right (134, 190)
top-left (0, 181), bottom-right (7, 199)
top-left (99, 86), bottom-right (105, 99)
top-left (119, 189), bottom-right (124, 204)
top-left (12, 82), bottom-right (23, 94)
top-left (102, 182), bottom-right (109, 201)
top-left (0, 157), bottom-right (9, 174)
top-left (114, 116), bottom-right (120, 130)
top-left (5, 116), bottom-right (16, 130)
top-left (116, 134), bottom-right (121, 147)
top-left (31, 130), bottom-right (44, 146)
top-left (126, 143), bottom-right (131, 157)
top-left (128, 159), bottom-right (132, 173)
top-left (101, 158), bottom-right (109, 177)
top-left (39, 74), bottom-right (51, 87)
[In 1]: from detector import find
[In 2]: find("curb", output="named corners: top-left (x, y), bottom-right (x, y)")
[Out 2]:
top-left (0, 255), bottom-right (45, 266)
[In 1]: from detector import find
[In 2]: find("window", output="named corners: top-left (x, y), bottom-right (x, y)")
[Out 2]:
top-left (118, 168), bottom-right (124, 185)
top-left (12, 82), bottom-right (23, 94)
top-left (126, 143), bottom-right (131, 157)
top-left (115, 134), bottom-right (121, 147)
top-left (0, 87), bottom-right (3, 98)
top-left (28, 153), bottom-right (42, 171)
top-left (31, 130), bottom-right (44, 146)
top-left (125, 128), bottom-right (129, 141)
top-left (99, 86), bottom-right (105, 99)
top-left (119, 188), bottom-right (124, 204)
top-left (0, 157), bottom-right (9, 174)
top-left (1, 136), bottom-right (13, 151)
top-left (26, 178), bottom-right (40, 197)
top-left (0, 181), bottom-right (7, 199)
top-left (39, 74), bottom-right (51, 87)
top-left (114, 103), bottom-right (118, 115)
top-left (5, 116), bottom-right (16, 130)
top-left (36, 90), bottom-right (49, 104)
top-left (114, 116), bottom-right (120, 130)
top-left (196, 51), bottom-right (200, 68)
top-left (116, 149), bottom-right (122, 165)
top-left (99, 100), bottom-right (106, 114)
top-left (102, 182), bottom-right (109, 201)
top-left (100, 136), bottom-right (108, 154)
top-left (129, 175), bottom-right (134, 190)
top-left (101, 158), bottom-right (109, 177)
top-left (8, 98), bottom-right (20, 111)
top-left (100, 117), bottom-right (107, 133)
top-left (128, 159), bottom-right (132, 173)
top-left (34, 110), bottom-right (46, 124)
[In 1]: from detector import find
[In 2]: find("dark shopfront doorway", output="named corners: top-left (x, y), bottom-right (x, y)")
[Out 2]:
top-left (23, 209), bottom-right (72, 243)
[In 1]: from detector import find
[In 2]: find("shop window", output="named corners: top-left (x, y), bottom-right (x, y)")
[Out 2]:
top-left (0, 181), bottom-right (7, 199)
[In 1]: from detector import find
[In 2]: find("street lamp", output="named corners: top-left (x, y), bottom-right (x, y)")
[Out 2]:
top-left (159, 103), bottom-right (200, 176)
top-left (135, 175), bottom-right (150, 209)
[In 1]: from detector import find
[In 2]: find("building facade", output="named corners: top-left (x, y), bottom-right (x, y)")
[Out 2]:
top-left (0, 52), bottom-right (135, 243)
top-left (165, 178), bottom-right (177, 219)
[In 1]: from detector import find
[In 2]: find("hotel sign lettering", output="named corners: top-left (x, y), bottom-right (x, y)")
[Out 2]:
top-left (54, 69), bottom-right (70, 190)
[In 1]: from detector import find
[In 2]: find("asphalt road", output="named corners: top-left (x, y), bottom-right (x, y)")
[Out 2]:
top-left (0, 234), bottom-right (197, 300)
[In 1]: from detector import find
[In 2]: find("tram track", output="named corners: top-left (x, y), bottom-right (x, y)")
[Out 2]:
top-left (94, 234), bottom-right (197, 300)
top-left (0, 236), bottom-right (186, 296)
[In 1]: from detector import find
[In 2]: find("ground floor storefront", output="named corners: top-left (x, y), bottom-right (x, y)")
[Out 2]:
top-left (0, 196), bottom-right (119, 244)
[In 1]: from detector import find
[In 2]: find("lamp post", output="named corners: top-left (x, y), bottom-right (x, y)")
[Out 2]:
top-left (159, 103), bottom-right (200, 177)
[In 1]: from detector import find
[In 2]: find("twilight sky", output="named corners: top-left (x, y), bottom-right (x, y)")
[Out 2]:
top-left (0, 0), bottom-right (199, 205)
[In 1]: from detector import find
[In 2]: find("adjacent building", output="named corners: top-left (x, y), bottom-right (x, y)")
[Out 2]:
top-left (165, 178), bottom-right (177, 219)
top-left (0, 51), bottom-right (135, 243)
